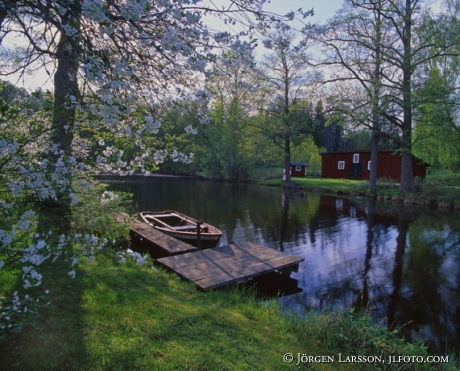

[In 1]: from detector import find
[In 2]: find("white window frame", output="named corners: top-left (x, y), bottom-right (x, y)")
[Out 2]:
top-left (338, 161), bottom-right (345, 170)
top-left (353, 153), bottom-right (360, 163)
top-left (368, 161), bottom-right (372, 170)
top-left (295, 165), bottom-right (301, 171)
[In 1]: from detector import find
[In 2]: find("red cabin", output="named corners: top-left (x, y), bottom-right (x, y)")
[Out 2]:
top-left (290, 162), bottom-right (308, 177)
top-left (320, 150), bottom-right (429, 181)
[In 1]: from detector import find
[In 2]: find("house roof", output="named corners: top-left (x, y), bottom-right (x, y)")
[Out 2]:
top-left (290, 162), bottom-right (308, 166)
top-left (319, 150), bottom-right (430, 166)
top-left (319, 150), bottom-right (397, 155)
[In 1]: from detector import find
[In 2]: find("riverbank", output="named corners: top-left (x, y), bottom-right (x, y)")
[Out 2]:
top-left (260, 170), bottom-right (460, 211)
top-left (1, 252), bottom-right (454, 371)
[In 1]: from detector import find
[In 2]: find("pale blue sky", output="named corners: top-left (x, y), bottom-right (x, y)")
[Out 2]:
top-left (264, 0), bottom-right (443, 23)
top-left (4, 0), bottom-right (444, 91)
top-left (264, 0), bottom-right (343, 23)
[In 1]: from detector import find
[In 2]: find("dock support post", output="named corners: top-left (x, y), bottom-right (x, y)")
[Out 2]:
top-left (197, 220), bottom-right (202, 250)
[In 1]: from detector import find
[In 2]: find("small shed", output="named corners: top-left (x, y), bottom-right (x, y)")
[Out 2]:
top-left (320, 150), bottom-right (429, 181)
top-left (290, 162), bottom-right (308, 177)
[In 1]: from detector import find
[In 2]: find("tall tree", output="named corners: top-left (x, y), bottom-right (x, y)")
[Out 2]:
top-left (373, 0), bottom-right (459, 193)
top-left (206, 40), bottom-right (259, 181)
top-left (413, 1), bottom-right (460, 170)
top-left (261, 25), bottom-right (314, 188)
top-left (317, 0), bottom-right (392, 195)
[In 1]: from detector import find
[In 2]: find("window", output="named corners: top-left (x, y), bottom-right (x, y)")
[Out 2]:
top-left (353, 153), bottom-right (359, 163)
top-left (368, 161), bottom-right (372, 170)
top-left (338, 161), bottom-right (345, 170)
top-left (295, 166), bottom-right (301, 171)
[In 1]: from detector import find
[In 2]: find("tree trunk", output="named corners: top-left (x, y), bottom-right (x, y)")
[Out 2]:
top-left (48, 2), bottom-right (81, 233)
top-left (399, 0), bottom-right (414, 195)
top-left (369, 134), bottom-right (379, 196)
top-left (368, 0), bottom-right (383, 197)
top-left (283, 134), bottom-right (292, 188)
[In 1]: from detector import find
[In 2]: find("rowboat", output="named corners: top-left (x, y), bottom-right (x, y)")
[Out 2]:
top-left (139, 210), bottom-right (222, 249)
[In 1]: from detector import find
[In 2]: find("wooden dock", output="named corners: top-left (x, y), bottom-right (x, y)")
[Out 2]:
top-left (117, 213), bottom-right (197, 257)
top-left (156, 241), bottom-right (304, 291)
top-left (118, 213), bottom-right (304, 290)
top-left (131, 221), bottom-right (199, 256)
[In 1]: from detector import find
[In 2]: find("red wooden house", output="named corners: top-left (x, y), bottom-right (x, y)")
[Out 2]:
top-left (320, 150), bottom-right (429, 181)
top-left (290, 162), bottom-right (308, 177)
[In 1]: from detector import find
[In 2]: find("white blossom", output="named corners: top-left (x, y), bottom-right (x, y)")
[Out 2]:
top-left (153, 149), bottom-right (168, 164)
top-left (101, 191), bottom-right (119, 205)
top-left (184, 125), bottom-right (198, 135)
top-left (124, 249), bottom-right (148, 266)
top-left (145, 116), bottom-right (161, 134)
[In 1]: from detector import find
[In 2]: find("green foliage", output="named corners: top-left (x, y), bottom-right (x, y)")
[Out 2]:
top-left (71, 181), bottom-right (131, 243)
top-left (291, 135), bottom-right (323, 173)
top-left (413, 68), bottom-right (460, 171)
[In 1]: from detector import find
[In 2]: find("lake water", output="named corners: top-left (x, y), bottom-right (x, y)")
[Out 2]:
top-left (102, 175), bottom-right (460, 354)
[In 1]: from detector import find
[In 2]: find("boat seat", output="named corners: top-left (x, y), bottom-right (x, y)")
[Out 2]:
top-left (172, 226), bottom-right (197, 231)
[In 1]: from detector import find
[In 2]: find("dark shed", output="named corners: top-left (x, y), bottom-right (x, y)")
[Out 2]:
top-left (290, 162), bottom-right (308, 177)
top-left (320, 150), bottom-right (429, 181)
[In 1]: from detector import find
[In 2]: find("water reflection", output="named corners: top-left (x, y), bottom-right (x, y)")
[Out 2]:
top-left (103, 176), bottom-right (460, 353)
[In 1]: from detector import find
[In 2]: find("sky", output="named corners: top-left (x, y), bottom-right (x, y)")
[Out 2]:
top-left (2, 0), bottom-right (445, 91)
top-left (266, 0), bottom-right (343, 23)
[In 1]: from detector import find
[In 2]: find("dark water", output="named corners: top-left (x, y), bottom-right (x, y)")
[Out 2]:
top-left (103, 175), bottom-right (460, 354)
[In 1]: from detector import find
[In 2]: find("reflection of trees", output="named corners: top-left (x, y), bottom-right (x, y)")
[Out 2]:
top-left (106, 176), bottom-right (321, 246)
top-left (387, 209), bottom-right (411, 331)
top-left (279, 191), bottom-right (290, 251)
top-left (353, 200), bottom-right (376, 312)
top-left (397, 216), bottom-right (460, 353)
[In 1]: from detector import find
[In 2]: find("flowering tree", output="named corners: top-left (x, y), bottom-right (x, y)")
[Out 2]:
top-left (0, 0), bottom-right (310, 331)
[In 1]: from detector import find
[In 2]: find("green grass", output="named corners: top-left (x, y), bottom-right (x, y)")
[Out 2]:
top-left (0, 255), bottom-right (330, 371)
top-left (261, 169), bottom-right (460, 208)
top-left (261, 177), bottom-right (367, 194)
top-left (1, 252), bottom-right (456, 371)
top-left (426, 168), bottom-right (460, 186)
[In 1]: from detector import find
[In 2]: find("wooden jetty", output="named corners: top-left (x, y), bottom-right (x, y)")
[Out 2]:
top-left (156, 241), bottom-right (304, 291)
top-left (117, 213), bottom-right (197, 257)
top-left (117, 213), bottom-right (304, 291)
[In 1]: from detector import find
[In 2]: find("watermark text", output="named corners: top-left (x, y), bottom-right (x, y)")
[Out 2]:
top-left (283, 353), bottom-right (450, 366)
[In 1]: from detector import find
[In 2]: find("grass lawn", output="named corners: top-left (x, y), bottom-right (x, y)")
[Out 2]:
top-left (261, 177), bottom-right (367, 194)
top-left (0, 255), bottom-right (337, 371)
top-left (1, 251), bottom-right (450, 371)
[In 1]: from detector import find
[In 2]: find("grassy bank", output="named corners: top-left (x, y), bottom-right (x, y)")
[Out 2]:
top-left (260, 169), bottom-right (460, 210)
top-left (1, 251), bottom-right (455, 371)
top-left (261, 177), bottom-right (365, 194)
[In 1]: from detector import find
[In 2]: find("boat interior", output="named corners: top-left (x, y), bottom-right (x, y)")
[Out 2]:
top-left (143, 213), bottom-right (209, 233)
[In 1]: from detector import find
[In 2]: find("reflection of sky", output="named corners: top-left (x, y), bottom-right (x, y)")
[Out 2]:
top-left (281, 218), bottom-right (400, 315)
top-left (217, 201), bottom-right (403, 316)
top-left (217, 195), bottom-right (460, 352)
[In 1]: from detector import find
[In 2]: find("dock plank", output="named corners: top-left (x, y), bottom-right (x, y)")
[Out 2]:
top-left (131, 221), bottom-right (198, 255)
top-left (156, 242), bottom-right (304, 291)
